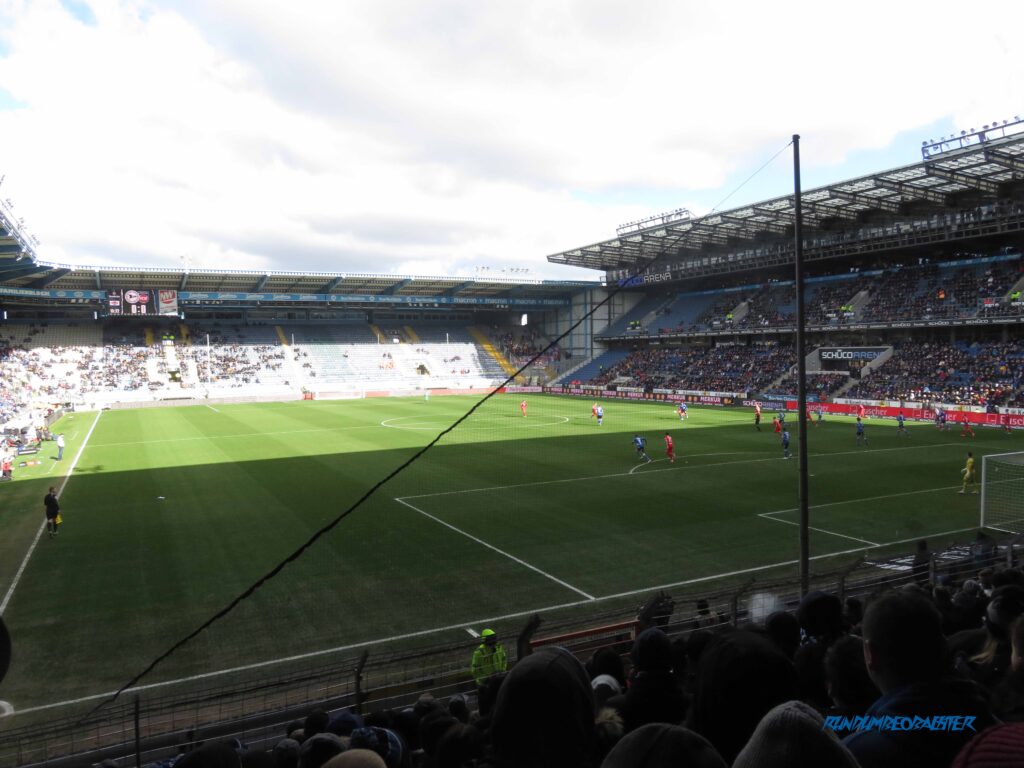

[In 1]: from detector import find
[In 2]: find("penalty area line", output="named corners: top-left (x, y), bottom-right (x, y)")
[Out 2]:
top-left (0, 411), bottom-right (103, 617)
top-left (394, 497), bottom-right (595, 601)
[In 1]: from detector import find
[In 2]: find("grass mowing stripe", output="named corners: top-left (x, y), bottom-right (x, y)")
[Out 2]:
top-left (0, 411), bottom-right (102, 616)
top-left (87, 422), bottom-right (383, 448)
top-left (394, 497), bottom-right (595, 600)
top-left (400, 442), bottom-right (957, 500)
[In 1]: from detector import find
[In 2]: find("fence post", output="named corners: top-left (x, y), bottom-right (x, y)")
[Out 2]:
top-left (730, 580), bottom-right (755, 626)
top-left (837, 556), bottom-right (866, 605)
top-left (354, 650), bottom-right (369, 715)
top-left (134, 696), bottom-right (142, 768)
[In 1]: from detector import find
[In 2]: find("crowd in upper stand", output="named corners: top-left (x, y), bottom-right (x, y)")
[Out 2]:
top-left (635, 256), bottom-right (1023, 337)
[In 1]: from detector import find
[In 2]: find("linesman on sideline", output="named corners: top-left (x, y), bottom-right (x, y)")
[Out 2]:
top-left (44, 486), bottom-right (61, 538)
top-left (471, 628), bottom-right (507, 688)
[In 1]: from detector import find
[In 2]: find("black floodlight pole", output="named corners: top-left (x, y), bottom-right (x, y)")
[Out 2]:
top-left (793, 134), bottom-right (810, 597)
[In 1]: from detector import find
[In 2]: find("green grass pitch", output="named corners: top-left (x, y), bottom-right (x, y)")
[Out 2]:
top-left (0, 394), bottom-right (1016, 715)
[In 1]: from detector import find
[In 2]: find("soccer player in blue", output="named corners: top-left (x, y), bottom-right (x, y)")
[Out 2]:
top-left (781, 428), bottom-right (791, 459)
top-left (633, 434), bottom-right (652, 463)
top-left (816, 407), bottom-right (824, 426)
top-left (596, 405), bottom-right (604, 426)
top-left (856, 417), bottom-right (868, 447)
top-left (897, 410), bottom-right (908, 437)
top-left (678, 402), bottom-right (688, 421)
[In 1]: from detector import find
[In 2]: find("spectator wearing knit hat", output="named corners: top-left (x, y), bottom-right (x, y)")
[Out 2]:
top-left (600, 722), bottom-right (726, 768)
top-left (732, 700), bottom-right (859, 768)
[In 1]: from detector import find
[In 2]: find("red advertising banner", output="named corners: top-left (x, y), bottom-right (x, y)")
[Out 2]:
top-left (777, 401), bottom-right (1024, 428)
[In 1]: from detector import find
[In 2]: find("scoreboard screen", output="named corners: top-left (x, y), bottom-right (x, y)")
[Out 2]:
top-left (107, 289), bottom-right (151, 316)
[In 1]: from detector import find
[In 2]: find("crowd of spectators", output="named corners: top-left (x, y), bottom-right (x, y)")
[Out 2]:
top-left (151, 548), bottom-right (1024, 768)
top-left (620, 255), bottom-right (1023, 338)
top-left (183, 344), bottom-right (287, 386)
top-left (846, 340), bottom-right (1024, 406)
top-left (589, 343), bottom-right (796, 394)
top-left (496, 329), bottom-right (560, 366)
top-left (766, 371), bottom-right (849, 399)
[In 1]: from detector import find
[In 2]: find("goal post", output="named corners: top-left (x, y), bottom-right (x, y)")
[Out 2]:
top-left (981, 451), bottom-right (1024, 534)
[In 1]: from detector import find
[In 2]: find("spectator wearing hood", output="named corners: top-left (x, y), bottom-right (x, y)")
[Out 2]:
top-left (488, 645), bottom-right (595, 768)
top-left (605, 628), bottom-right (687, 733)
top-left (688, 630), bottom-right (798, 764)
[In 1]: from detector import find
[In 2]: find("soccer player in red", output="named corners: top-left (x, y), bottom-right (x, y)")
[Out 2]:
top-left (664, 432), bottom-right (675, 463)
top-left (806, 405), bottom-right (815, 425)
top-left (857, 404), bottom-right (866, 420)
top-left (520, 400), bottom-right (527, 417)
top-left (591, 402), bottom-right (598, 419)
top-left (773, 416), bottom-right (781, 434)
top-left (754, 402), bottom-right (762, 432)
top-left (961, 419), bottom-right (975, 438)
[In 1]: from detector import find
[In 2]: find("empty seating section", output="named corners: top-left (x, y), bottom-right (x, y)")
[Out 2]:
top-left (562, 348), bottom-right (633, 383)
top-left (736, 284), bottom-right (795, 328)
top-left (601, 293), bottom-right (670, 335)
top-left (283, 324), bottom-right (506, 387)
top-left (651, 292), bottom-right (719, 334)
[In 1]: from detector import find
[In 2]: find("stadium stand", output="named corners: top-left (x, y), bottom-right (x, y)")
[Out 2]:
top-left (847, 339), bottom-right (1024, 406)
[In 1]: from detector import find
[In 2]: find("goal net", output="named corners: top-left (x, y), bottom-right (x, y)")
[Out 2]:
top-left (981, 452), bottom-right (1024, 533)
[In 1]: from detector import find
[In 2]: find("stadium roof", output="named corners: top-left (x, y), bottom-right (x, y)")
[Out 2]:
top-left (0, 255), bottom-right (599, 307)
top-left (547, 125), bottom-right (1024, 272)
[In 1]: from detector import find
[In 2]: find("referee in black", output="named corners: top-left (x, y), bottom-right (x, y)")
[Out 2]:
top-left (44, 487), bottom-right (60, 538)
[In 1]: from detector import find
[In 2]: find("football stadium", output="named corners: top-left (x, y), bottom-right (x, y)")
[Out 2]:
top-left (2, 121), bottom-right (1023, 765)
top-left (3, 22), bottom-right (1024, 766)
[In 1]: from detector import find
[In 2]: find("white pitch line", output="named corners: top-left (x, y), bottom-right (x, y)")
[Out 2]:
top-left (465, 628), bottom-right (479, 638)
top-left (7, 524), bottom-right (985, 717)
top-left (206, 405), bottom-right (221, 413)
top-left (401, 442), bottom-right (956, 500)
top-left (0, 411), bottom-right (102, 616)
top-left (394, 497), bottom-right (594, 600)
top-left (758, 484), bottom-right (967, 520)
top-left (758, 515), bottom-right (879, 546)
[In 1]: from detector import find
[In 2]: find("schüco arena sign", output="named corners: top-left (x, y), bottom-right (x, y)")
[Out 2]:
top-left (818, 347), bottom-right (887, 361)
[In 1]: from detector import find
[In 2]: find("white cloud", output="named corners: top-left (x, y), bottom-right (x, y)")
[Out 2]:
top-left (0, 0), bottom-right (1021, 279)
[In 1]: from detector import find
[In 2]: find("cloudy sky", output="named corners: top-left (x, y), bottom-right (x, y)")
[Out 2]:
top-left (0, 0), bottom-right (1021, 280)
